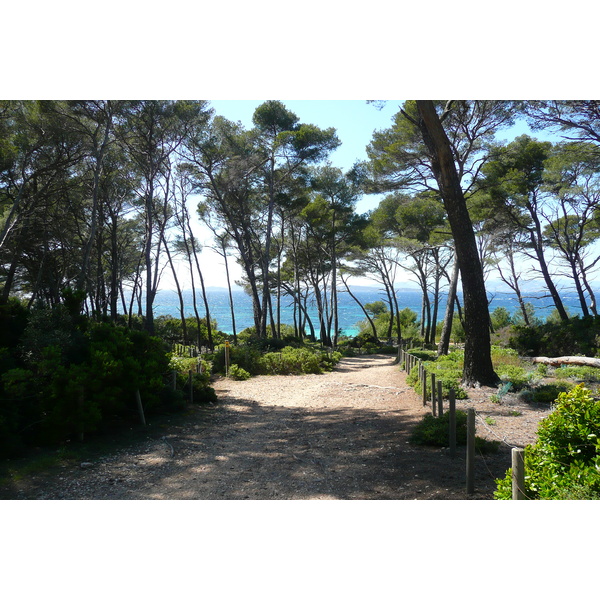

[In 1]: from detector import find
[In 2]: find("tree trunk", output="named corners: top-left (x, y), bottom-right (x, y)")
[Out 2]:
top-left (438, 251), bottom-right (459, 356)
top-left (416, 101), bottom-right (498, 386)
top-left (163, 233), bottom-right (188, 344)
top-left (528, 224), bottom-right (569, 321)
top-left (340, 274), bottom-right (378, 339)
top-left (222, 245), bottom-right (238, 345)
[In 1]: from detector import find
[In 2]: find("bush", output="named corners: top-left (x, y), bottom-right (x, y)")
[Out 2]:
top-left (0, 318), bottom-right (188, 453)
top-left (509, 316), bottom-right (600, 357)
top-left (154, 315), bottom-right (226, 347)
top-left (410, 410), bottom-right (499, 453)
top-left (410, 410), bottom-right (468, 446)
top-left (529, 382), bottom-right (573, 403)
top-left (494, 385), bottom-right (600, 499)
top-left (259, 347), bottom-right (323, 375)
top-left (495, 364), bottom-right (531, 390)
top-left (229, 364), bottom-right (251, 380)
top-left (491, 306), bottom-right (512, 330)
top-left (554, 365), bottom-right (600, 383)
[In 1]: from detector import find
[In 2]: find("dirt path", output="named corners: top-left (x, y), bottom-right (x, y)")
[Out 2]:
top-left (2, 354), bottom-right (529, 500)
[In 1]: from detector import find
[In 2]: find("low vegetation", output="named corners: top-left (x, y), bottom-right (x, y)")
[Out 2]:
top-left (409, 409), bottom-right (499, 453)
top-left (0, 302), bottom-right (346, 459)
top-left (494, 385), bottom-right (600, 499)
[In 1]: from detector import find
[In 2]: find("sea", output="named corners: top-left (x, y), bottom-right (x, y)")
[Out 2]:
top-left (148, 285), bottom-right (595, 337)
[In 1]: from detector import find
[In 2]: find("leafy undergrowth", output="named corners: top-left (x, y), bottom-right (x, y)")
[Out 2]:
top-left (494, 385), bottom-right (600, 500)
top-left (409, 410), bottom-right (499, 454)
top-left (209, 342), bottom-right (343, 377)
top-left (403, 345), bottom-right (600, 406)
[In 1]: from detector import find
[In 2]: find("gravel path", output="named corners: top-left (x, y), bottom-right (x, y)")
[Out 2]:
top-left (2, 354), bottom-right (547, 500)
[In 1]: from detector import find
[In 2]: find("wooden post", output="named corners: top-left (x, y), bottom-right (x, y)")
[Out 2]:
top-left (421, 364), bottom-right (427, 406)
top-left (448, 388), bottom-right (456, 457)
top-left (188, 370), bottom-right (193, 403)
top-left (437, 380), bottom-right (443, 416)
top-left (135, 389), bottom-right (147, 426)
top-left (431, 373), bottom-right (437, 416)
top-left (512, 448), bottom-right (526, 500)
top-left (466, 408), bottom-right (475, 494)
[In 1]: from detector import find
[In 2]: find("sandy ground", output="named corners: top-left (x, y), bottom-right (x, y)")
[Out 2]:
top-left (1, 354), bottom-right (550, 500)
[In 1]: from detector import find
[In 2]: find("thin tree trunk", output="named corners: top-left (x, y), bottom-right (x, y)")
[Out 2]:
top-left (340, 274), bottom-right (378, 338)
top-left (438, 252), bottom-right (459, 356)
top-left (222, 245), bottom-right (238, 344)
top-left (163, 233), bottom-right (188, 344)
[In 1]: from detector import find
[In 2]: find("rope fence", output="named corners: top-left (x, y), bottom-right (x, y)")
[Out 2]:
top-left (399, 346), bottom-right (529, 499)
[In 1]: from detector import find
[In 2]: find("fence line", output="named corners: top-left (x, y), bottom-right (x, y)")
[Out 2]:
top-left (399, 347), bottom-right (528, 498)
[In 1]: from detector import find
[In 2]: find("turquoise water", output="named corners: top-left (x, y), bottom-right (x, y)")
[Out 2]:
top-left (147, 287), bottom-right (591, 337)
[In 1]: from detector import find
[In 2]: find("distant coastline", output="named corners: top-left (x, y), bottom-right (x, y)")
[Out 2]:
top-left (145, 283), bottom-right (596, 337)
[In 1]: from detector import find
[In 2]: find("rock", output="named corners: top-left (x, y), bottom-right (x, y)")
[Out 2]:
top-left (80, 462), bottom-right (94, 469)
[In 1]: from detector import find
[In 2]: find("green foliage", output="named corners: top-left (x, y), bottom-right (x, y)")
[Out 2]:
top-left (0, 298), bottom-right (29, 351)
top-left (410, 410), bottom-right (468, 446)
top-left (259, 346), bottom-right (340, 375)
top-left (409, 410), bottom-right (500, 453)
top-left (495, 364), bottom-right (530, 389)
top-left (0, 313), bottom-right (192, 456)
top-left (210, 342), bottom-right (341, 377)
top-left (210, 345), bottom-right (263, 376)
top-left (154, 315), bottom-right (227, 347)
top-left (356, 306), bottom-right (419, 342)
top-left (528, 382), bottom-right (573, 403)
top-left (229, 364), bottom-right (251, 381)
top-left (495, 385), bottom-right (600, 499)
top-left (508, 316), bottom-right (600, 357)
top-left (236, 326), bottom-right (301, 350)
top-left (554, 365), bottom-right (600, 383)
top-left (490, 346), bottom-right (521, 365)
top-left (364, 301), bottom-right (388, 317)
top-left (450, 315), bottom-right (466, 343)
top-left (405, 350), bottom-right (468, 399)
top-left (168, 354), bottom-right (214, 402)
top-left (490, 306), bottom-right (512, 330)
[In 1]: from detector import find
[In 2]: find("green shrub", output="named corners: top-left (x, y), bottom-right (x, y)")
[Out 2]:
top-left (529, 382), bottom-right (573, 403)
top-left (496, 364), bottom-right (531, 390)
top-left (409, 410), bottom-right (499, 453)
top-left (491, 306), bottom-right (512, 330)
top-left (554, 365), bottom-right (600, 383)
top-left (494, 385), bottom-right (600, 499)
top-left (259, 347), bottom-right (323, 375)
top-left (211, 345), bottom-right (263, 375)
top-left (229, 364), bottom-right (251, 380)
top-left (509, 316), bottom-right (600, 357)
top-left (405, 350), bottom-right (468, 399)
top-left (154, 315), bottom-right (226, 347)
top-left (0, 318), bottom-right (189, 453)
top-left (410, 410), bottom-right (468, 446)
